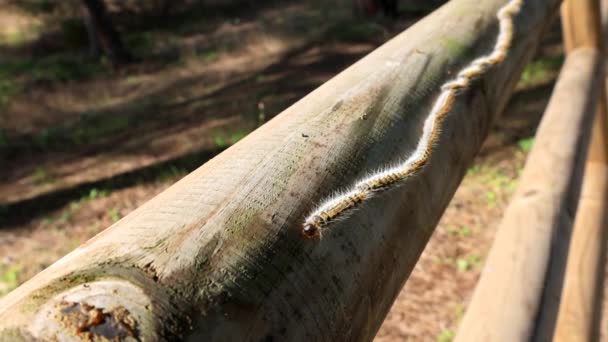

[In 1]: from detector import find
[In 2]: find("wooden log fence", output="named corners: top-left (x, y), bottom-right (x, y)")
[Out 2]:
top-left (456, 0), bottom-right (608, 341)
top-left (454, 47), bottom-right (602, 342)
top-left (5, 0), bottom-right (607, 340)
top-left (548, 0), bottom-right (608, 341)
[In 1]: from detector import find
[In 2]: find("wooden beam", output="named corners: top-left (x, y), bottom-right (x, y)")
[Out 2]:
top-left (561, 0), bottom-right (604, 50)
top-left (454, 48), bottom-right (602, 342)
top-left (0, 0), bottom-right (561, 340)
top-left (553, 164), bottom-right (608, 341)
top-left (550, 0), bottom-right (608, 341)
top-left (560, 0), bottom-right (607, 164)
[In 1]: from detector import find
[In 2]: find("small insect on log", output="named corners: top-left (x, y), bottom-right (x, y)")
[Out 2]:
top-left (302, 0), bottom-right (523, 239)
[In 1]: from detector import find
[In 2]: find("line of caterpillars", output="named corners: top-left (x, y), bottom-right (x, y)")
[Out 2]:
top-left (302, 0), bottom-right (523, 239)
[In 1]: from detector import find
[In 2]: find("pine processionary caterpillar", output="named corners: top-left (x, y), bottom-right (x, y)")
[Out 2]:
top-left (302, 0), bottom-right (523, 239)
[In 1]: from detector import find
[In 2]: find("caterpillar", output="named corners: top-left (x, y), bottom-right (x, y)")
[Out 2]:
top-left (302, 0), bottom-right (523, 239)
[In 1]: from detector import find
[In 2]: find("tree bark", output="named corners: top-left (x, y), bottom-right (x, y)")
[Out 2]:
top-left (0, 0), bottom-right (560, 340)
top-left (80, 0), bottom-right (133, 66)
top-left (80, 2), bottom-right (101, 58)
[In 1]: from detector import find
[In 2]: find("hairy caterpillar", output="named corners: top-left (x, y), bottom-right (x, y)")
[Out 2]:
top-left (302, 0), bottom-right (523, 239)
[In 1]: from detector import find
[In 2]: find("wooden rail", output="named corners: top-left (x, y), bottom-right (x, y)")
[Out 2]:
top-left (0, 0), bottom-right (562, 340)
top-left (552, 0), bottom-right (608, 341)
top-left (455, 0), bottom-right (608, 340)
top-left (453, 47), bottom-right (602, 342)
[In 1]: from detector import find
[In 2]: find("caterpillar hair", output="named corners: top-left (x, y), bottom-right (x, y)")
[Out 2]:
top-left (302, 0), bottom-right (523, 239)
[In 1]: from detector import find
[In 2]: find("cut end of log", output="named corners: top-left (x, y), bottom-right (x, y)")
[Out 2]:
top-left (25, 280), bottom-right (156, 341)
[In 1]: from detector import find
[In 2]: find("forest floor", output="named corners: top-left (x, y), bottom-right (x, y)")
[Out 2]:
top-left (0, 0), bottom-right (564, 340)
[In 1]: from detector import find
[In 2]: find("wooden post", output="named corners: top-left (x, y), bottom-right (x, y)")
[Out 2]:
top-left (453, 47), bottom-right (602, 342)
top-left (0, 0), bottom-right (561, 340)
top-left (550, 0), bottom-right (608, 341)
top-left (560, 0), bottom-right (607, 163)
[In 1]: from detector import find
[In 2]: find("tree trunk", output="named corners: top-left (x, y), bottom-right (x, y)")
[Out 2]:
top-left (0, 0), bottom-right (560, 340)
top-left (80, 2), bottom-right (101, 58)
top-left (80, 0), bottom-right (133, 66)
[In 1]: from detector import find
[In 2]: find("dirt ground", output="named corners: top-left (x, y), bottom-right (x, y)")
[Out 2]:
top-left (0, 0), bottom-right (566, 340)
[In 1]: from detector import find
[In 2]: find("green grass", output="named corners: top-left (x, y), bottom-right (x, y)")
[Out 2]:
top-left (447, 225), bottom-right (472, 238)
top-left (70, 115), bottom-right (131, 144)
top-left (466, 164), bottom-right (481, 176)
top-left (157, 164), bottom-right (189, 182)
top-left (86, 188), bottom-right (109, 201)
top-left (212, 130), bottom-right (250, 149)
top-left (46, 188), bottom-right (110, 228)
top-left (41, 216), bottom-right (54, 226)
top-left (0, 21), bottom-right (44, 47)
top-left (0, 54), bottom-right (108, 109)
top-left (518, 55), bottom-right (563, 88)
top-left (484, 190), bottom-right (497, 206)
top-left (124, 76), bottom-right (143, 85)
top-left (58, 210), bottom-right (72, 224)
top-left (456, 254), bottom-right (481, 272)
top-left (17, 113), bottom-right (136, 150)
top-left (0, 79), bottom-right (21, 108)
top-left (0, 264), bottom-right (21, 296)
top-left (256, 74), bottom-right (268, 83)
top-left (31, 167), bottom-right (55, 185)
top-left (199, 50), bottom-right (219, 62)
top-left (433, 304), bottom-right (466, 342)
top-left (229, 131), bottom-right (247, 143)
top-left (485, 171), bottom-right (517, 193)
top-left (66, 238), bottom-right (83, 252)
top-left (2, 31), bottom-right (30, 46)
top-left (0, 55), bottom-right (107, 83)
top-left (453, 304), bottom-right (465, 321)
top-left (213, 135), bottom-right (228, 148)
top-left (470, 164), bottom-right (519, 195)
top-left (107, 208), bottom-right (121, 222)
top-left (437, 329), bottom-right (455, 342)
top-left (70, 188), bottom-right (110, 210)
top-left (517, 137), bottom-right (534, 152)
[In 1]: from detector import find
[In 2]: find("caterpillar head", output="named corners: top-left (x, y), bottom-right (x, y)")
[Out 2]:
top-left (302, 222), bottom-right (320, 239)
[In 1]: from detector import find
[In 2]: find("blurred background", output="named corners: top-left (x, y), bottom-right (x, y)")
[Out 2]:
top-left (0, 0), bottom-right (563, 340)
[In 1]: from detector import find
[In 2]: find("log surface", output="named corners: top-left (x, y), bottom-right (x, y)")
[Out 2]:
top-left (454, 48), bottom-right (601, 342)
top-left (553, 162), bottom-right (608, 342)
top-left (551, 0), bottom-right (608, 340)
top-left (0, 0), bottom-right (560, 340)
